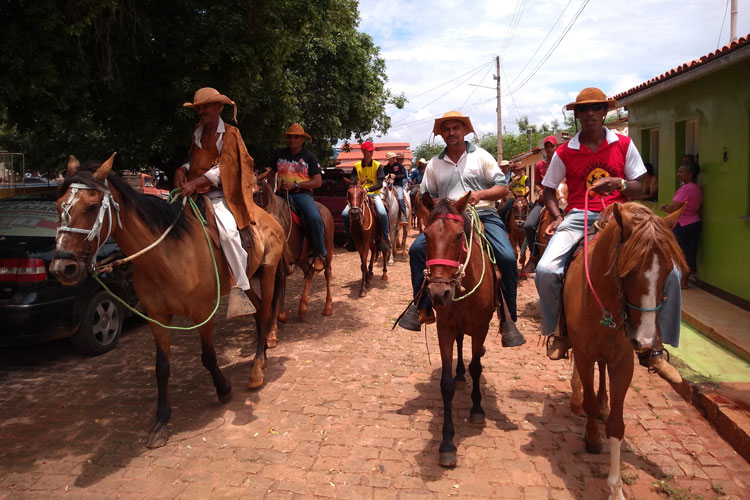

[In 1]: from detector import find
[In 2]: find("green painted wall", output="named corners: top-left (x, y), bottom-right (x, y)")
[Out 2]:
top-left (627, 60), bottom-right (750, 301)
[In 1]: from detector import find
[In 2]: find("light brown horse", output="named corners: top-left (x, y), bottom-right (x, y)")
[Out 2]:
top-left (563, 202), bottom-right (685, 500)
top-left (412, 190), bottom-right (427, 233)
top-left (347, 182), bottom-right (388, 296)
top-left (421, 192), bottom-right (495, 467)
top-left (50, 153), bottom-right (284, 448)
top-left (253, 174), bottom-right (334, 328)
top-left (508, 195), bottom-right (530, 270)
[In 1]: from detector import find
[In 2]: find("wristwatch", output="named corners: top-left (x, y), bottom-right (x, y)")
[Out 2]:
top-left (294, 181), bottom-right (299, 190)
top-left (618, 178), bottom-right (627, 192)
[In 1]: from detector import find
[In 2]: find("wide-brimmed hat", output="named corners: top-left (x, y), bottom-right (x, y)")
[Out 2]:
top-left (433, 111), bottom-right (475, 137)
top-left (183, 87), bottom-right (237, 122)
top-left (499, 160), bottom-right (510, 167)
top-left (565, 87), bottom-right (617, 111)
top-left (361, 141), bottom-right (374, 152)
top-left (417, 158), bottom-right (427, 165)
top-left (385, 152), bottom-right (397, 159)
top-left (283, 123), bottom-right (311, 140)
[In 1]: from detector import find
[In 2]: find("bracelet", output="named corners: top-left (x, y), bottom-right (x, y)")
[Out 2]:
top-left (618, 178), bottom-right (627, 192)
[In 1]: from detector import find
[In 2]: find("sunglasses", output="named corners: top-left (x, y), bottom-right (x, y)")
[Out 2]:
top-left (575, 103), bottom-right (608, 113)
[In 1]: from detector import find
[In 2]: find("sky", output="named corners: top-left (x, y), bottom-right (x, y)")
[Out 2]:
top-left (355, 0), bottom-right (750, 150)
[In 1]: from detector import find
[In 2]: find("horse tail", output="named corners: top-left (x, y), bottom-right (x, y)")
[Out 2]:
top-left (272, 256), bottom-right (286, 313)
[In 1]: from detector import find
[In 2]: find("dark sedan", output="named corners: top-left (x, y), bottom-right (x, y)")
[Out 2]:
top-left (0, 192), bottom-right (137, 354)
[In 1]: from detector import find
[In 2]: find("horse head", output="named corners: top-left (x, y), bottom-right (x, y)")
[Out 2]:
top-left (512, 195), bottom-right (530, 228)
top-left (422, 192), bottom-right (471, 306)
top-left (347, 183), bottom-right (367, 222)
top-left (608, 202), bottom-right (688, 350)
top-left (50, 153), bottom-right (119, 285)
top-left (253, 170), bottom-right (274, 209)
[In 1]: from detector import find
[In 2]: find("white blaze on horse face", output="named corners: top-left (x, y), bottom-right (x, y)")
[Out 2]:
top-left (607, 437), bottom-right (625, 500)
top-left (55, 189), bottom-right (82, 251)
top-left (633, 254), bottom-right (660, 349)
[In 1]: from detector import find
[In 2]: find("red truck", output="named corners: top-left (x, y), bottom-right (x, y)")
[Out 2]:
top-left (122, 172), bottom-right (170, 199)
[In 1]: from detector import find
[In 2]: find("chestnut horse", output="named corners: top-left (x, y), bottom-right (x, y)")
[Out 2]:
top-left (421, 192), bottom-right (495, 467)
top-left (563, 202), bottom-right (685, 500)
top-left (347, 182), bottom-right (388, 296)
top-left (50, 154), bottom-right (284, 448)
top-left (253, 174), bottom-right (334, 327)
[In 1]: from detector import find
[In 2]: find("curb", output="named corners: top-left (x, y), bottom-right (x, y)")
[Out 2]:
top-left (682, 310), bottom-right (750, 362)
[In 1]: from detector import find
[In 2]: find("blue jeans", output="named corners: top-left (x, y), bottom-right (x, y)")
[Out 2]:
top-left (534, 209), bottom-right (681, 346)
top-left (289, 191), bottom-right (326, 257)
top-left (342, 193), bottom-right (390, 242)
top-left (523, 203), bottom-right (543, 259)
top-left (394, 185), bottom-right (407, 219)
top-left (409, 212), bottom-right (518, 322)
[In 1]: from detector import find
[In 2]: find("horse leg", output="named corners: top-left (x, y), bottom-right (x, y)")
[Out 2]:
top-left (381, 241), bottom-right (388, 281)
top-left (323, 257), bottom-right (333, 316)
top-left (573, 351), bottom-right (602, 454)
top-left (438, 329), bottom-right (457, 467)
top-left (198, 319), bottom-right (232, 404)
top-left (468, 335), bottom-right (486, 424)
top-left (604, 357), bottom-right (633, 500)
top-left (597, 360), bottom-right (610, 421)
top-left (359, 248), bottom-right (368, 297)
top-left (248, 264), bottom-right (276, 390)
top-left (298, 272), bottom-right (313, 320)
top-left (277, 265), bottom-right (289, 324)
top-left (570, 362), bottom-right (584, 415)
top-left (400, 225), bottom-right (408, 256)
top-left (454, 333), bottom-right (466, 390)
top-left (146, 316), bottom-right (173, 448)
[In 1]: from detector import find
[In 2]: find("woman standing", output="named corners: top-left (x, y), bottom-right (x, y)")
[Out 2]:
top-left (662, 160), bottom-right (702, 288)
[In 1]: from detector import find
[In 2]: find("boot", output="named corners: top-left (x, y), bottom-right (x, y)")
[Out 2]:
top-left (545, 334), bottom-right (570, 360)
top-left (648, 350), bottom-right (683, 384)
top-left (398, 303), bottom-right (421, 331)
top-left (419, 308), bottom-right (436, 325)
top-left (226, 286), bottom-right (256, 318)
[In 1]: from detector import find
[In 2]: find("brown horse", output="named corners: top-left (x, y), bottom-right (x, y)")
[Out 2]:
top-left (508, 195), bottom-right (529, 270)
top-left (563, 202), bottom-right (685, 500)
top-left (253, 174), bottom-right (334, 328)
top-left (347, 182), bottom-right (388, 296)
top-left (50, 154), bottom-right (284, 448)
top-left (412, 190), bottom-right (427, 233)
top-left (421, 192), bottom-right (495, 467)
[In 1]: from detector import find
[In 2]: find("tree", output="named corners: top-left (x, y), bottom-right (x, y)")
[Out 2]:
top-left (0, 0), bottom-right (404, 175)
top-left (412, 141), bottom-right (444, 163)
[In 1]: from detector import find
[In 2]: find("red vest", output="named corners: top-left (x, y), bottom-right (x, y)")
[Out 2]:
top-left (557, 134), bottom-right (630, 211)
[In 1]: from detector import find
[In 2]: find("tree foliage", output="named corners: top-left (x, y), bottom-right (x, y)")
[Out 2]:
top-left (411, 142), bottom-right (444, 163)
top-left (0, 0), bottom-right (404, 175)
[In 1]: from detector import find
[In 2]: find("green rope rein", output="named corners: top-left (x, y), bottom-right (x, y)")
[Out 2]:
top-left (451, 206), bottom-right (496, 302)
top-left (92, 191), bottom-right (222, 331)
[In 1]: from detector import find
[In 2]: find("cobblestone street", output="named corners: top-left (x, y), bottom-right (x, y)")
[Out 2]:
top-left (1, 232), bottom-right (749, 499)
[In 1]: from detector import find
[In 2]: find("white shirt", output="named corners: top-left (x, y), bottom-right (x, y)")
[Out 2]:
top-left (420, 142), bottom-right (507, 215)
top-left (181, 118), bottom-right (226, 187)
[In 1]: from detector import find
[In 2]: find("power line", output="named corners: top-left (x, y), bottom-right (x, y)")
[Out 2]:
top-left (388, 96), bottom-right (497, 132)
top-left (459, 63), bottom-right (494, 110)
top-left (499, 0), bottom-right (529, 58)
top-left (717, 0), bottom-right (730, 49)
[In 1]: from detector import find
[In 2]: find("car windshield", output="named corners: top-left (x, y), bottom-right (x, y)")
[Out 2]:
top-left (0, 195), bottom-right (58, 237)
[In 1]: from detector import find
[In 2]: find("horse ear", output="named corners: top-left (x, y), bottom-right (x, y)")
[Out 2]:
top-left (67, 155), bottom-right (80, 176)
top-left (93, 152), bottom-right (116, 181)
top-left (422, 192), bottom-right (435, 211)
top-left (455, 191), bottom-right (471, 214)
top-left (612, 203), bottom-right (624, 230)
top-left (257, 170), bottom-right (270, 181)
top-left (663, 201), bottom-right (686, 229)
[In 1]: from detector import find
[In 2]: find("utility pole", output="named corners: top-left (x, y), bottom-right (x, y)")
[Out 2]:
top-left (494, 55), bottom-right (503, 161)
top-left (730, 0), bottom-right (738, 42)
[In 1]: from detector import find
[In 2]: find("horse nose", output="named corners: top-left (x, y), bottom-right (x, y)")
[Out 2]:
top-left (50, 258), bottom-right (85, 285)
top-left (428, 284), bottom-right (452, 306)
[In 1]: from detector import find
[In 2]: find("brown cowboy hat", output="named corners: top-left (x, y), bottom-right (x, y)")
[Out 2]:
top-left (565, 87), bottom-right (617, 111)
top-left (432, 111), bottom-right (475, 136)
top-left (183, 87), bottom-right (237, 122)
top-left (283, 123), bottom-right (311, 140)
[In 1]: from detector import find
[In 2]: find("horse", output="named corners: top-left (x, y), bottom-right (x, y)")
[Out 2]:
top-left (399, 183), bottom-right (412, 256)
top-left (508, 195), bottom-right (530, 271)
top-left (347, 181), bottom-right (388, 296)
top-left (382, 177), bottom-right (400, 266)
top-left (412, 189), bottom-right (427, 233)
top-left (253, 173), bottom-right (334, 327)
top-left (563, 202), bottom-right (685, 500)
top-left (50, 153), bottom-right (285, 449)
top-left (420, 191), bottom-right (496, 467)
top-left (533, 181), bottom-right (569, 263)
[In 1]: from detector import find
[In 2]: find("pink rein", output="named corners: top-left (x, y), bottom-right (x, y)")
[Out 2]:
top-left (425, 213), bottom-right (465, 268)
top-left (583, 187), bottom-right (614, 326)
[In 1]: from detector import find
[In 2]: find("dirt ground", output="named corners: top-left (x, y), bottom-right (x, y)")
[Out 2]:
top-left (1, 230), bottom-right (748, 499)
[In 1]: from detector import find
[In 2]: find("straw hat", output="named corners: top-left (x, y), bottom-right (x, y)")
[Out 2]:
top-left (183, 87), bottom-right (237, 122)
top-left (432, 111), bottom-right (475, 136)
top-left (417, 158), bottom-right (427, 165)
top-left (283, 123), bottom-right (311, 140)
top-left (385, 152), bottom-right (397, 159)
top-left (565, 87), bottom-right (617, 111)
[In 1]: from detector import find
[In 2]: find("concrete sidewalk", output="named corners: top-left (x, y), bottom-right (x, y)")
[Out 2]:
top-left (672, 286), bottom-right (750, 462)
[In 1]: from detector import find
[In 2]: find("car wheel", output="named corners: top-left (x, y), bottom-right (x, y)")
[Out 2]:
top-left (71, 290), bottom-right (124, 355)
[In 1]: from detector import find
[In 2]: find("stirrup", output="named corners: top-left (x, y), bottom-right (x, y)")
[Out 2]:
top-left (545, 334), bottom-right (570, 360)
top-left (308, 254), bottom-right (326, 274)
top-left (647, 348), bottom-right (669, 374)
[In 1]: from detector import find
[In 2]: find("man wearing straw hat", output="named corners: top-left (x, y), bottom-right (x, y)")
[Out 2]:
top-left (383, 151), bottom-right (408, 222)
top-left (534, 87), bottom-right (682, 383)
top-left (398, 111), bottom-right (525, 349)
top-left (270, 123), bottom-right (326, 272)
top-left (175, 87), bottom-right (257, 315)
top-left (407, 157), bottom-right (427, 206)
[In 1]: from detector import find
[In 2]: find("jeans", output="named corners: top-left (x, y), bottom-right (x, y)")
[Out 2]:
top-left (289, 191), bottom-right (326, 257)
top-left (409, 212), bottom-right (518, 321)
top-left (523, 203), bottom-right (543, 259)
top-left (394, 185), bottom-right (407, 219)
top-left (534, 209), bottom-right (681, 347)
top-left (342, 193), bottom-right (390, 242)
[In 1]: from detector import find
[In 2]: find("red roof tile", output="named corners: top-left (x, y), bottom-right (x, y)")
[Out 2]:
top-left (337, 142), bottom-right (413, 169)
top-left (613, 34), bottom-right (750, 101)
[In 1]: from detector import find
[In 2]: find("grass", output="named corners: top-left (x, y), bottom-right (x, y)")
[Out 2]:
top-left (652, 478), bottom-right (704, 500)
top-left (710, 483), bottom-right (726, 495)
top-left (621, 470), bottom-right (639, 485)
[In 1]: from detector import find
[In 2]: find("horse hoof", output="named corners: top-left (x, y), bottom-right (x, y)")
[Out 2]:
top-left (454, 380), bottom-right (465, 390)
top-left (469, 411), bottom-right (486, 424)
top-left (598, 409), bottom-right (610, 421)
top-left (323, 306), bottom-right (332, 316)
top-left (570, 403), bottom-right (584, 415)
top-left (439, 451), bottom-right (457, 467)
top-left (247, 375), bottom-right (264, 390)
top-left (381, 274), bottom-right (388, 281)
top-left (266, 337), bottom-right (278, 349)
top-left (217, 386), bottom-right (233, 404)
top-left (584, 437), bottom-right (603, 454)
top-left (146, 425), bottom-right (168, 449)
top-left (298, 309), bottom-right (307, 321)
top-left (278, 311), bottom-right (288, 323)
top-left (359, 290), bottom-right (367, 298)
top-left (248, 360), bottom-right (265, 390)
top-left (368, 271), bottom-right (374, 278)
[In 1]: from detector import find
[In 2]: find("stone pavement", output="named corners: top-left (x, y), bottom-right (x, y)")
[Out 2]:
top-left (1, 231), bottom-right (749, 499)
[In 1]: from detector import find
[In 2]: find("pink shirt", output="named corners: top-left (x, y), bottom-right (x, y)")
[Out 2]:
top-left (673, 182), bottom-right (702, 225)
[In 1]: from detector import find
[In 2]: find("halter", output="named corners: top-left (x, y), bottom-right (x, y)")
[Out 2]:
top-left (57, 182), bottom-right (122, 272)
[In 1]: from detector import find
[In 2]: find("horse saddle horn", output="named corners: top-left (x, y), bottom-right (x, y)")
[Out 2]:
top-left (227, 287), bottom-right (256, 318)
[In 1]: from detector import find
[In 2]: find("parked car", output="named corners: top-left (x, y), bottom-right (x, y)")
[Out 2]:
top-left (122, 172), bottom-right (170, 199)
top-left (0, 192), bottom-right (138, 354)
top-left (313, 167), bottom-right (350, 240)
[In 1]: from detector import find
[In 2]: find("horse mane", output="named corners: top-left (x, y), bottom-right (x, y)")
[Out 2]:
top-left (59, 167), bottom-right (191, 241)
top-left (615, 203), bottom-right (688, 277)
top-left (425, 198), bottom-right (472, 236)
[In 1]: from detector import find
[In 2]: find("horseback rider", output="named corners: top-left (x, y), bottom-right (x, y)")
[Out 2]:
top-left (534, 87), bottom-right (682, 383)
top-left (175, 87), bottom-right (257, 313)
top-left (497, 160), bottom-right (529, 225)
top-left (398, 111), bottom-right (525, 348)
top-left (341, 140), bottom-right (390, 252)
top-left (383, 152), bottom-right (409, 222)
top-left (523, 135), bottom-right (558, 273)
top-left (408, 157), bottom-right (427, 206)
top-left (269, 123), bottom-right (326, 273)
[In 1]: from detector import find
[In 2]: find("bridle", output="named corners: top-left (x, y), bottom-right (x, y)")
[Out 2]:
top-left (512, 197), bottom-right (529, 228)
top-left (348, 186), bottom-right (373, 231)
top-left (56, 182), bottom-right (121, 272)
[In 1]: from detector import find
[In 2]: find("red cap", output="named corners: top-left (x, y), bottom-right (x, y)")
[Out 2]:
top-left (361, 141), bottom-right (374, 152)
top-left (543, 135), bottom-right (558, 147)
